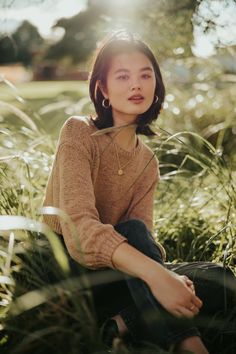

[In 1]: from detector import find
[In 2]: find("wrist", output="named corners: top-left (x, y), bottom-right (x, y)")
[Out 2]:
top-left (140, 259), bottom-right (167, 285)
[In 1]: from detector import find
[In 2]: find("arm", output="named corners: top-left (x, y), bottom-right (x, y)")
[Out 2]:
top-left (54, 119), bottom-right (128, 269)
top-left (112, 242), bottom-right (202, 318)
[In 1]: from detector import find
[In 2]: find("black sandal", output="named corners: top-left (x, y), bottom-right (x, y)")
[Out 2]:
top-left (100, 318), bottom-right (120, 348)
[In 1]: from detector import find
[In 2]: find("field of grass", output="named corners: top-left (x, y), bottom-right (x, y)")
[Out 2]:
top-left (0, 80), bottom-right (91, 137)
top-left (0, 80), bottom-right (235, 353)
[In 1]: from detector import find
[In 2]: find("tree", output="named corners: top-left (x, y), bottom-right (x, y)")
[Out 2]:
top-left (0, 35), bottom-right (17, 64)
top-left (11, 20), bottom-right (44, 66)
top-left (44, 0), bottom-right (200, 64)
top-left (45, 6), bottom-right (103, 64)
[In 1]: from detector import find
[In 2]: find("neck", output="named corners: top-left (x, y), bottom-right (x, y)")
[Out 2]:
top-left (110, 124), bottom-right (137, 152)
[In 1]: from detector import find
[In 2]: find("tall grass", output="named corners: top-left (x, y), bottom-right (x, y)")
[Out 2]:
top-left (151, 128), bottom-right (236, 266)
top-left (0, 79), bottom-right (235, 353)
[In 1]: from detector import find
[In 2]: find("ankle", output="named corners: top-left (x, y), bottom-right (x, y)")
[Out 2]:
top-left (176, 336), bottom-right (209, 354)
top-left (111, 314), bottom-right (128, 336)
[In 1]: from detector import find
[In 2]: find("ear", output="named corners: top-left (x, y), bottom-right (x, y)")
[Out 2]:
top-left (97, 80), bottom-right (108, 98)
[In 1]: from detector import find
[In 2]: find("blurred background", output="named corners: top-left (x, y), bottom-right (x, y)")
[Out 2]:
top-left (0, 0), bottom-right (236, 162)
top-left (1, 3), bottom-right (236, 353)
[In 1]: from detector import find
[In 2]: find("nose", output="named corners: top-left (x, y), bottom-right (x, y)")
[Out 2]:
top-left (130, 78), bottom-right (141, 91)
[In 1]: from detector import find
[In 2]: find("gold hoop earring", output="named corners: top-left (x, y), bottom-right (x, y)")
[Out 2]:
top-left (153, 95), bottom-right (159, 104)
top-left (102, 98), bottom-right (110, 108)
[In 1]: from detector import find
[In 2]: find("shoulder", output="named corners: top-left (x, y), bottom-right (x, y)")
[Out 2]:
top-left (137, 139), bottom-right (160, 183)
top-left (59, 116), bottom-right (96, 146)
top-left (60, 115), bottom-right (95, 136)
top-left (140, 139), bottom-right (159, 170)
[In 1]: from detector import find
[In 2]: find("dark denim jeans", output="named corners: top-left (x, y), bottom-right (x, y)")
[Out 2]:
top-left (58, 219), bottom-right (236, 351)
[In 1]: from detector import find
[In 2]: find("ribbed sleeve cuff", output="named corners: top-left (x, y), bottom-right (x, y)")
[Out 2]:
top-left (95, 230), bottom-right (128, 269)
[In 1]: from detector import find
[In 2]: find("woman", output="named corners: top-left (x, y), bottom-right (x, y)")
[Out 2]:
top-left (42, 30), bottom-right (236, 353)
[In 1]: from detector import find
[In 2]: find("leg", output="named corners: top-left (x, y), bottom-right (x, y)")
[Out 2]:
top-left (57, 232), bottom-right (146, 345)
top-left (167, 261), bottom-right (236, 353)
top-left (114, 219), bottom-right (202, 350)
top-left (166, 262), bottom-right (236, 316)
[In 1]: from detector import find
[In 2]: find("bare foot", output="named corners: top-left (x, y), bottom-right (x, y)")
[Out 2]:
top-left (176, 336), bottom-right (209, 354)
top-left (111, 314), bottom-right (128, 336)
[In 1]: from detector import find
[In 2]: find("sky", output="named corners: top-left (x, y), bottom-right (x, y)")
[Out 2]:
top-left (0, 0), bottom-right (236, 57)
top-left (192, 0), bottom-right (236, 57)
top-left (0, 0), bottom-right (87, 39)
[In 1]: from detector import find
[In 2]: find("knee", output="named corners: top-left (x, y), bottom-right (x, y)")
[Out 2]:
top-left (115, 219), bottom-right (150, 248)
top-left (204, 263), bottom-right (236, 302)
top-left (115, 219), bottom-right (148, 237)
top-left (127, 219), bottom-right (148, 232)
top-left (207, 263), bottom-right (235, 284)
top-left (218, 265), bottom-right (236, 294)
top-left (125, 219), bottom-right (155, 256)
top-left (124, 219), bottom-right (149, 242)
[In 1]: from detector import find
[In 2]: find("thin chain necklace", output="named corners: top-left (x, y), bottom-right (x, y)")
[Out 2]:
top-left (113, 137), bottom-right (137, 176)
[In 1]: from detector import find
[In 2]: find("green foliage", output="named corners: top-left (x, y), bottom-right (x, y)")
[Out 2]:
top-left (0, 21), bottom-right (44, 66)
top-left (151, 129), bottom-right (236, 266)
top-left (132, 0), bottom-right (198, 60)
top-left (0, 1), bottom-right (235, 351)
top-left (0, 35), bottom-right (17, 64)
top-left (45, 0), bottom-right (198, 64)
top-left (1, 232), bottom-right (103, 354)
top-left (1, 0), bottom-right (236, 71)
top-left (45, 7), bottom-right (101, 64)
top-left (158, 54), bottom-right (236, 169)
top-left (0, 79), bottom-right (235, 353)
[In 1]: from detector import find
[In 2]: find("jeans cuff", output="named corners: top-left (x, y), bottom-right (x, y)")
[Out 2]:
top-left (119, 305), bottom-right (141, 340)
top-left (166, 327), bottom-right (201, 348)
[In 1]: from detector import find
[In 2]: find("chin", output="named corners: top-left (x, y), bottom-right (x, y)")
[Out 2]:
top-left (132, 108), bottom-right (148, 115)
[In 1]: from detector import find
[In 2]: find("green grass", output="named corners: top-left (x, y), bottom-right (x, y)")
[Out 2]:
top-left (0, 80), bottom-right (236, 353)
top-left (0, 81), bottom-right (89, 100)
top-left (0, 80), bottom-right (91, 137)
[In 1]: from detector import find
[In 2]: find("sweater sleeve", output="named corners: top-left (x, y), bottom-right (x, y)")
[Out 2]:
top-left (125, 155), bottom-right (166, 260)
top-left (55, 120), bottom-right (128, 269)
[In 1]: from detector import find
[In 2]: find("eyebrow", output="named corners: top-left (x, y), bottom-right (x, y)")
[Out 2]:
top-left (114, 66), bottom-right (154, 74)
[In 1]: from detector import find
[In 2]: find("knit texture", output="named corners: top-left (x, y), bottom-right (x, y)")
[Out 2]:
top-left (42, 116), bottom-right (165, 269)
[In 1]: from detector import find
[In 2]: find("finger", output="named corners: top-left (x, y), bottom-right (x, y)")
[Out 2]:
top-left (183, 275), bottom-right (193, 284)
top-left (189, 284), bottom-right (195, 294)
top-left (186, 283), bottom-right (195, 295)
top-left (184, 275), bottom-right (193, 284)
top-left (185, 280), bottom-right (195, 291)
top-left (183, 277), bottom-right (195, 293)
top-left (186, 278), bottom-right (194, 286)
top-left (188, 304), bottom-right (200, 315)
top-left (192, 295), bottom-right (203, 309)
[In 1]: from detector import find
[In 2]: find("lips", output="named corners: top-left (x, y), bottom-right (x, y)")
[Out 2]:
top-left (128, 95), bottom-right (144, 104)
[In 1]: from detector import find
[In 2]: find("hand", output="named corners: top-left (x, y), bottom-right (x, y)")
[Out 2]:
top-left (146, 267), bottom-right (202, 319)
top-left (182, 275), bottom-right (195, 294)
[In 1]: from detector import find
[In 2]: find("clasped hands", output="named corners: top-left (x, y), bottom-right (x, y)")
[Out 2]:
top-left (147, 267), bottom-right (203, 319)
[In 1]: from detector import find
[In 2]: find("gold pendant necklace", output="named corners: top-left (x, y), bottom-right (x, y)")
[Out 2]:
top-left (118, 169), bottom-right (124, 176)
top-left (113, 141), bottom-right (136, 176)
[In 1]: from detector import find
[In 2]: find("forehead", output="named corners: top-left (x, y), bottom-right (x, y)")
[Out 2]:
top-left (108, 51), bottom-right (153, 72)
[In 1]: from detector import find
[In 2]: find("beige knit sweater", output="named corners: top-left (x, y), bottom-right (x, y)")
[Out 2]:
top-left (42, 116), bottom-right (165, 269)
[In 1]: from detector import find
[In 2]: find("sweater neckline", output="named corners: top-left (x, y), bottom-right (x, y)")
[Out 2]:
top-left (89, 117), bottom-right (142, 157)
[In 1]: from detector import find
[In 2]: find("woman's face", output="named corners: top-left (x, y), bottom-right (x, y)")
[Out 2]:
top-left (100, 51), bottom-right (156, 126)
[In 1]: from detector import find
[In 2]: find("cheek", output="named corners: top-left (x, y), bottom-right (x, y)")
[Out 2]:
top-left (108, 83), bottom-right (127, 100)
top-left (107, 80), bottom-right (121, 96)
top-left (145, 83), bottom-right (156, 99)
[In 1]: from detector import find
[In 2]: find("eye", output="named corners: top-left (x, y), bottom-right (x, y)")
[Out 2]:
top-left (142, 73), bottom-right (152, 79)
top-left (117, 74), bottom-right (129, 80)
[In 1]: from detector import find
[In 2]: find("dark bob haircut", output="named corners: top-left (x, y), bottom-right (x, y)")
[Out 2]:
top-left (89, 30), bottom-right (165, 136)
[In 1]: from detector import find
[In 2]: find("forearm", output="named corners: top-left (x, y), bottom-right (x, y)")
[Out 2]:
top-left (111, 241), bottom-right (166, 284)
top-left (112, 242), bottom-right (203, 319)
